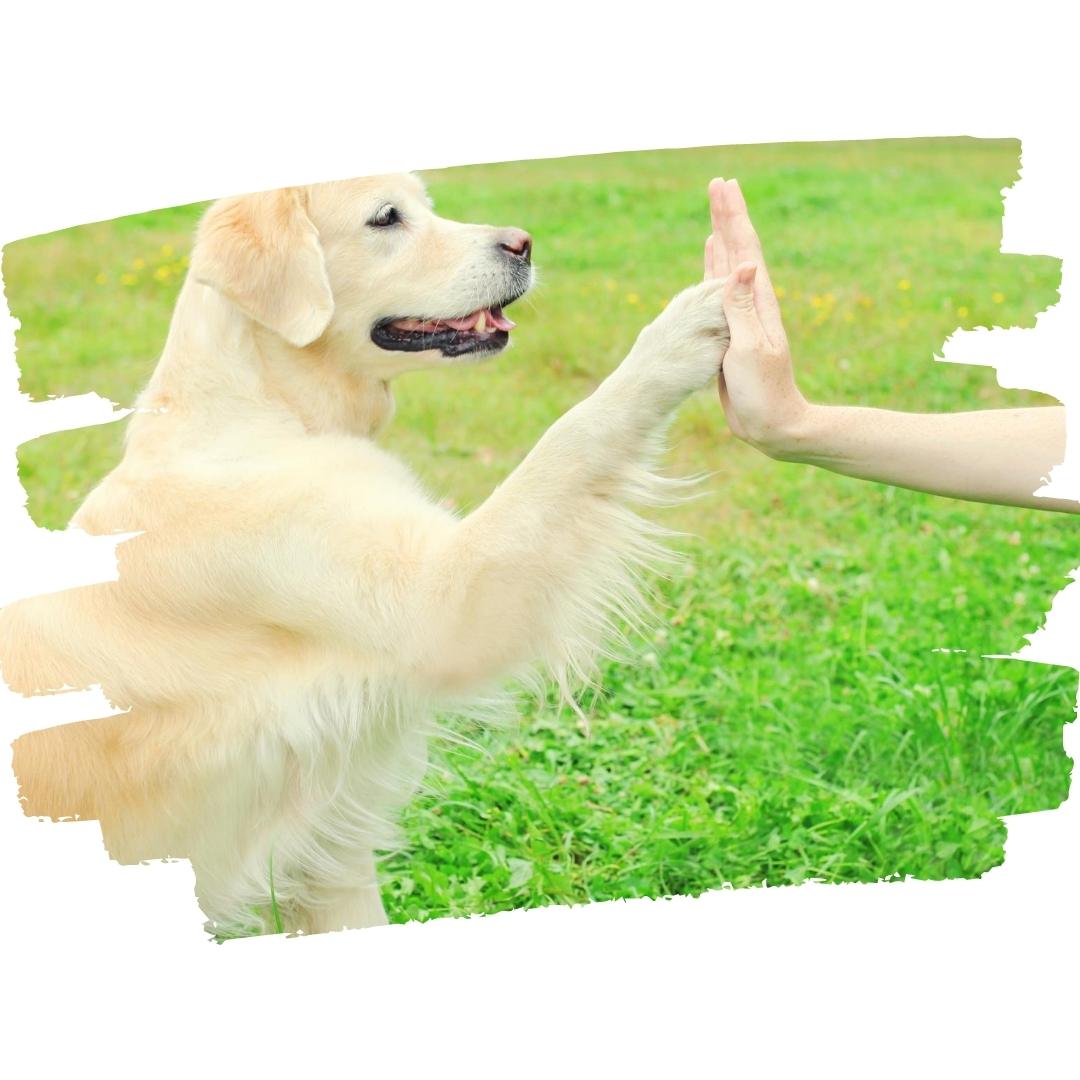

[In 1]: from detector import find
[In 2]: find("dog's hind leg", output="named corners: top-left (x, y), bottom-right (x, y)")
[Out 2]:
top-left (297, 854), bottom-right (389, 934)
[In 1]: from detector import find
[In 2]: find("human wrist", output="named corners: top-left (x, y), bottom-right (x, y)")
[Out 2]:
top-left (746, 396), bottom-right (822, 462)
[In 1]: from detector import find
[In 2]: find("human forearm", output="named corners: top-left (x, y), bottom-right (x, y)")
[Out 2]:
top-left (766, 403), bottom-right (1074, 512)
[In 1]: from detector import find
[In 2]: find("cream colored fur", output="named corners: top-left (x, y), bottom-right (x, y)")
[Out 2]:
top-left (1, 174), bottom-right (729, 937)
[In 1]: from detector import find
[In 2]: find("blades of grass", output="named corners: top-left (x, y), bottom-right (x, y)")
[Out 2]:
top-left (268, 850), bottom-right (284, 935)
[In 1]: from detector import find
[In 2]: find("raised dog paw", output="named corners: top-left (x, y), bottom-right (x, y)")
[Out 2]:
top-left (621, 279), bottom-right (731, 411)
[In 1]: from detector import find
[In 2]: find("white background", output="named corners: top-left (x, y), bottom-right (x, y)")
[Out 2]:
top-left (1, 2), bottom-right (1077, 1074)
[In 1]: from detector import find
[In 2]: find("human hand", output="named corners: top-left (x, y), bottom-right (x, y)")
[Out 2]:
top-left (705, 178), bottom-right (809, 457)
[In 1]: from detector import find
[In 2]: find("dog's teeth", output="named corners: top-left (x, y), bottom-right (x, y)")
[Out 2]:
top-left (475, 312), bottom-right (487, 332)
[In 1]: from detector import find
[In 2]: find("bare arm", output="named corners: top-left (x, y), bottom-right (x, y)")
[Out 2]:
top-left (705, 177), bottom-right (1076, 514)
top-left (775, 402), bottom-right (1070, 512)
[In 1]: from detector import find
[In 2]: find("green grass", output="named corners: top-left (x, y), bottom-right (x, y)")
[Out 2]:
top-left (4, 137), bottom-right (1075, 923)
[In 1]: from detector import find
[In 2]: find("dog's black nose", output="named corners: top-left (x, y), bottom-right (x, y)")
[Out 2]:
top-left (498, 228), bottom-right (532, 264)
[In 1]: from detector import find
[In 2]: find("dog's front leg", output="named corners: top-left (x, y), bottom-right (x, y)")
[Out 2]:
top-left (412, 278), bottom-right (729, 694)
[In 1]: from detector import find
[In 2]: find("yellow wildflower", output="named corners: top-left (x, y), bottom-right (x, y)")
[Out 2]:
top-left (160, 243), bottom-right (175, 257)
top-left (626, 292), bottom-right (640, 306)
top-left (957, 306), bottom-right (970, 318)
top-left (120, 272), bottom-right (138, 286)
top-left (132, 257), bottom-right (146, 271)
top-left (94, 272), bottom-right (108, 286)
top-left (898, 279), bottom-right (911, 291)
top-left (992, 292), bottom-right (1005, 304)
top-left (154, 266), bottom-right (171, 283)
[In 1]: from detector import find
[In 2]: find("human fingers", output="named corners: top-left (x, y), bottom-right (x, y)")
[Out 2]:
top-left (707, 177), bottom-right (733, 279)
top-left (719, 180), bottom-right (787, 346)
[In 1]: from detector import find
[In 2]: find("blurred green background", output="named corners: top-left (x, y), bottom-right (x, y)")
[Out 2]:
top-left (5, 137), bottom-right (1076, 921)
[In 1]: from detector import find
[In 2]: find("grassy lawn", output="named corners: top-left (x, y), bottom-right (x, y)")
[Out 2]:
top-left (5, 137), bottom-right (1076, 923)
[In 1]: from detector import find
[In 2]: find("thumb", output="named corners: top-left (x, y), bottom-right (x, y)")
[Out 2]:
top-left (722, 261), bottom-right (767, 343)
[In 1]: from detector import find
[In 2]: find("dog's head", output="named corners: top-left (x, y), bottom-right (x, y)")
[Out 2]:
top-left (189, 173), bottom-right (533, 375)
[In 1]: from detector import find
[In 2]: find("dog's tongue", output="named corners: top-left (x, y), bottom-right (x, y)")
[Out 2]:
top-left (392, 307), bottom-right (516, 333)
top-left (486, 307), bottom-right (516, 331)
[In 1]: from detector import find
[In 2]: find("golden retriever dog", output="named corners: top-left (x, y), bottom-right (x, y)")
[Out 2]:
top-left (2, 173), bottom-right (729, 937)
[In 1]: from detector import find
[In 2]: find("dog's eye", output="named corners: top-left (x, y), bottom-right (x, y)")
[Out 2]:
top-left (368, 205), bottom-right (401, 229)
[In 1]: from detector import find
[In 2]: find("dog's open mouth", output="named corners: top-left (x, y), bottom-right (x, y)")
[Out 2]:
top-left (371, 303), bottom-right (518, 358)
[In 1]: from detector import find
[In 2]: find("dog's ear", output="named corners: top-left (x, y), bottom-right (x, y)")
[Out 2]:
top-left (190, 187), bottom-right (334, 347)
